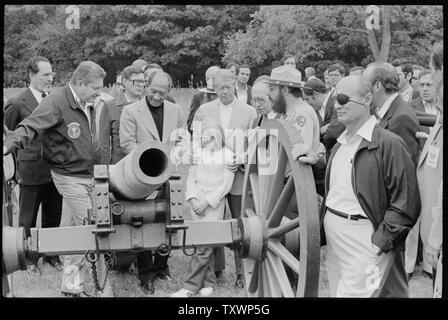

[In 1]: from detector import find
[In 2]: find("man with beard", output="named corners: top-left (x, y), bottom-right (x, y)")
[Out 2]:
top-left (267, 65), bottom-right (320, 156)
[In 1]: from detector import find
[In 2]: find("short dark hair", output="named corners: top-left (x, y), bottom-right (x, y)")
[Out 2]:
top-left (27, 56), bottom-right (50, 76)
top-left (121, 65), bottom-right (144, 80)
top-left (366, 62), bottom-right (399, 94)
top-left (327, 64), bottom-right (346, 76)
top-left (238, 64), bottom-right (251, 74)
top-left (430, 41), bottom-right (443, 71)
top-left (418, 69), bottom-right (432, 80)
top-left (283, 53), bottom-right (295, 64)
top-left (227, 63), bottom-right (239, 74)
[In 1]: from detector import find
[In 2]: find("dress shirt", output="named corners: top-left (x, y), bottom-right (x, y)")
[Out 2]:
top-left (267, 111), bottom-right (277, 119)
top-left (219, 97), bottom-right (236, 129)
top-left (376, 92), bottom-right (399, 122)
top-left (400, 86), bottom-right (413, 102)
top-left (423, 100), bottom-right (439, 116)
top-left (29, 86), bottom-right (48, 104)
top-left (236, 85), bottom-right (248, 103)
top-left (124, 92), bottom-right (138, 104)
top-left (325, 116), bottom-right (377, 217)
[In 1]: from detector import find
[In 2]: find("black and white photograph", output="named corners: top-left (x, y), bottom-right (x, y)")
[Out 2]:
top-left (2, 4), bottom-right (444, 304)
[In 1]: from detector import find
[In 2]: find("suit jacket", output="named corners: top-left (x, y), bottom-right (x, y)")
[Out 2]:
top-left (378, 95), bottom-right (420, 166)
top-left (119, 98), bottom-right (187, 156)
top-left (235, 85), bottom-right (252, 105)
top-left (187, 91), bottom-right (217, 133)
top-left (4, 88), bottom-right (52, 185)
top-left (416, 114), bottom-right (443, 266)
top-left (103, 91), bottom-right (130, 164)
top-left (194, 98), bottom-right (257, 195)
top-left (321, 91), bottom-right (345, 156)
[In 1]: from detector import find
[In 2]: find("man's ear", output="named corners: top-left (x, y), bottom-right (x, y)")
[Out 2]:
top-left (405, 72), bottom-right (413, 82)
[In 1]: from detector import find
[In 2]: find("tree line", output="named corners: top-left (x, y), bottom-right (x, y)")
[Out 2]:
top-left (4, 5), bottom-right (443, 88)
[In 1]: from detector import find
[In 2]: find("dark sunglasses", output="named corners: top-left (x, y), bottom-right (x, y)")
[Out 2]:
top-left (333, 93), bottom-right (365, 106)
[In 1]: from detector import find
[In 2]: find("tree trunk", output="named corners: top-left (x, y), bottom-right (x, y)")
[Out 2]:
top-left (378, 6), bottom-right (391, 62)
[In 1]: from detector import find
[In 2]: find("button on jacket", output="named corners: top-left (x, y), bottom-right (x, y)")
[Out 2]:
top-left (5, 84), bottom-right (97, 178)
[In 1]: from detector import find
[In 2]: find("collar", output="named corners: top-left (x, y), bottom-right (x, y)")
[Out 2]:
top-left (322, 88), bottom-right (334, 108)
top-left (29, 86), bottom-right (47, 102)
top-left (236, 83), bottom-right (248, 92)
top-left (401, 86), bottom-right (413, 96)
top-left (337, 116), bottom-right (377, 144)
top-left (124, 92), bottom-right (139, 104)
top-left (219, 97), bottom-right (236, 109)
top-left (69, 82), bottom-right (85, 109)
top-left (377, 92), bottom-right (398, 119)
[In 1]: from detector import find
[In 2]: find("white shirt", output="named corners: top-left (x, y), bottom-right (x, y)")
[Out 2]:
top-left (325, 116), bottom-right (377, 217)
top-left (400, 86), bottom-right (413, 102)
top-left (376, 92), bottom-right (399, 122)
top-left (69, 82), bottom-right (92, 127)
top-left (124, 92), bottom-right (138, 104)
top-left (219, 97), bottom-right (236, 130)
top-left (236, 85), bottom-right (248, 103)
top-left (29, 86), bottom-right (48, 104)
top-left (423, 100), bottom-right (439, 116)
top-left (267, 111), bottom-right (277, 119)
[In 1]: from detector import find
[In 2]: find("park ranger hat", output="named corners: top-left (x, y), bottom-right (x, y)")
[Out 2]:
top-left (267, 65), bottom-right (304, 88)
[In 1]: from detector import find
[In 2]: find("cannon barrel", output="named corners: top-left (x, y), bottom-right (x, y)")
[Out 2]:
top-left (416, 112), bottom-right (437, 127)
top-left (108, 140), bottom-right (174, 200)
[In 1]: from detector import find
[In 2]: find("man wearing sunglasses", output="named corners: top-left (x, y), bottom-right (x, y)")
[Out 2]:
top-left (363, 62), bottom-right (420, 166)
top-left (322, 75), bottom-right (420, 297)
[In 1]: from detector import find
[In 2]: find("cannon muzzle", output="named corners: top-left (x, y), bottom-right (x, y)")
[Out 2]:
top-left (109, 141), bottom-right (174, 200)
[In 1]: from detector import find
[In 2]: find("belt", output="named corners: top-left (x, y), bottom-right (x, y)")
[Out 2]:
top-left (328, 208), bottom-right (368, 221)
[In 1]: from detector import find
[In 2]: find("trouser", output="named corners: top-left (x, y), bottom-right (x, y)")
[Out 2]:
top-left (433, 253), bottom-right (442, 298)
top-left (324, 211), bottom-right (408, 297)
top-left (51, 171), bottom-right (109, 295)
top-left (184, 246), bottom-right (217, 293)
top-left (137, 250), bottom-right (170, 284)
top-left (227, 194), bottom-right (243, 276)
top-left (405, 217), bottom-right (425, 274)
top-left (18, 182), bottom-right (62, 237)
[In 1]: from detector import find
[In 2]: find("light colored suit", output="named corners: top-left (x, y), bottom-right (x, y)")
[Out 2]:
top-left (193, 97), bottom-right (257, 195)
top-left (406, 114), bottom-right (443, 273)
top-left (119, 98), bottom-right (187, 155)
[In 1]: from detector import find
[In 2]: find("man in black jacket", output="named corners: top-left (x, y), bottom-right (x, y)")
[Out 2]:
top-left (323, 75), bottom-right (420, 297)
top-left (4, 56), bottom-right (62, 270)
top-left (363, 62), bottom-right (420, 166)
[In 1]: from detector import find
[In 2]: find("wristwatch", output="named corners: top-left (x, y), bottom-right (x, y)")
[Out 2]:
top-left (372, 244), bottom-right (382, 256)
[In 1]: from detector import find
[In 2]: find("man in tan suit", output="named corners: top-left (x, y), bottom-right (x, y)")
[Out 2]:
top-left (193, 69), bottom-right (257, 288)
top-left (119, 71), bottom-right (186, 294)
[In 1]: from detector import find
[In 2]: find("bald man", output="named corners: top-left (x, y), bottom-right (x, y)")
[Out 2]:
top-left (322, 76), bottom-right (420, 297)
top-left (119, 70), bottom-right (186, 294)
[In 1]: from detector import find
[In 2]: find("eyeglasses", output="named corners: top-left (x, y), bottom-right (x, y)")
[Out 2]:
top-left (333, 93), bottom-right (365, 106)
top-left (130, 80), bottom-right (146, 86)
top-left (36, 72), bottom-right (55, 78)
top-left (251, 97), bottom-right (268, 105)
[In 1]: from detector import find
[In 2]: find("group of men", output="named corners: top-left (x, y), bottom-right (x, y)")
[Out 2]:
top-left (3, 39), bottom-right (443, 298)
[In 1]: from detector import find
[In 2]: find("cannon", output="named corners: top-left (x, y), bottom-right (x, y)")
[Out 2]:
top-left (3, 120), bottom-right (321, 297)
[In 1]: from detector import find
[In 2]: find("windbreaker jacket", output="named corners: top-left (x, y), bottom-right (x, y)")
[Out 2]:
top-left (5, 84), bottom-right (97, 178)
top-left (323, 125), bottom-right (421, 253)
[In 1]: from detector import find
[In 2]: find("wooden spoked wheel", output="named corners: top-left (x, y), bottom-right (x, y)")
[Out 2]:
top-left (240, 119), bottom-right (320, 297)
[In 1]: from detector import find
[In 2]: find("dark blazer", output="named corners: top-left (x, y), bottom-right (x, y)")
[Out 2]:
top-left (102, 91), bottom-right (129, 164)
top-left (4, 88), bottom-right (52, 185)
top-left (409, 97), bottom-right (431, 134)
top-left (320, 91), bottom-right (345, 157)
top-left (378, 95), bottom-right (420, 166)
top-left (235, 85), bottom-right (252, 105)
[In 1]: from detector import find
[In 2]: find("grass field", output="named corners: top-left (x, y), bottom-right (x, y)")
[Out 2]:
top-left (3, 87), bottom-right (434, 298)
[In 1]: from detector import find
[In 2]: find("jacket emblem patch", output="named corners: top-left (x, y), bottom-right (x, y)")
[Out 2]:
top-left (67, 122), bottom-right (81, 139)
